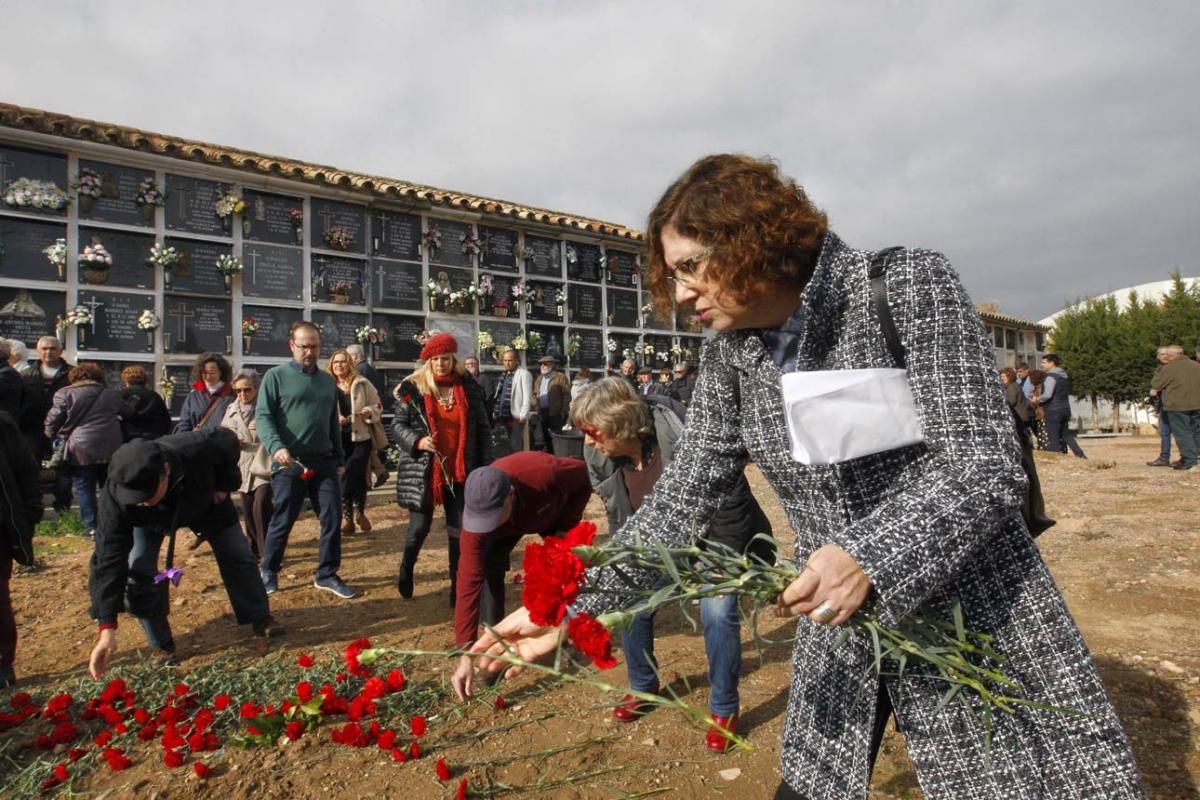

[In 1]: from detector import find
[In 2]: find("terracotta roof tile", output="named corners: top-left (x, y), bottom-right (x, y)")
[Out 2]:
top-left (0, 102), bottom-right (644, 241)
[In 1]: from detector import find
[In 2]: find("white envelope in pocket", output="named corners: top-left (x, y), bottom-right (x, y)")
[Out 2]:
top-left (781, 368), bottom-right (924, 465)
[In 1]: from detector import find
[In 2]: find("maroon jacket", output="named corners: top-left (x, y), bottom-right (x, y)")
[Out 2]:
top-left (455, 451), bottom-right (591, 645)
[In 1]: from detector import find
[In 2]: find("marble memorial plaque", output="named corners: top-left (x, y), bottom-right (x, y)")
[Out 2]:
top-left (313, 255), bottom-right (368, 305)
top-left (244, 189), bottom-right (304, 246)
top-left (241, 305), bottom-right (303, 358)
top-left (164, 175), bottom-right (226, 237)
top-left (77, 159), bottom-right (156, 227)
top-left (311, 309), bottom-right (369, 352)
top-left (77, 227), bottom-right (155, 290)
top-left (426, 218), bottom-right (472, 268)
top-left (163, 297), bottom-right (232, 355)
top-left (372, 210), bottom-right (420, 261)
top-left (373, 313), bottom-right (426, 363)
top-left (606, 287), bottom-right (640, 328)
top-left (76, 290), bottom-right (155, 353)
top-left (0, 217), bottom-right (67, 282)
top-left (525, 235), bottom-right (561, 277)
top-left (568, 283), bottom-right (602, 326)
top-left (165, 237), bottom-right (232, 296)
top-left (374, 259), bottom-right (423, 311)
top-left (0, 287), bottom-right (65, 343)
top-left (479, 226), bottom-right (517, 272)
top-left (312, 198), bottom-right (367, 254)
top-left (567, 242), bottom-right (603, 283)
top-left (242, 243), bottom-right (304, 301)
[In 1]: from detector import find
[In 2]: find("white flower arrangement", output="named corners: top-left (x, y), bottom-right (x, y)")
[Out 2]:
top-left (214, 190), bottom-right (244, 219)
top-left (622, 348), bottom-right (635, 361)
top-left (526, 331), bottom-right (543, 351)
top-left (137, 309), bottom-right (161, 331)
top-left (65, 304), bottom-right (93, 327)
top-left (79, 243), bottom-right (114, 266)
top-left (642, 343), bottom-right (655, 357)
top-left (215, 254), bottom-right (243, 275)
top-left (511, 280), bottom-right (533, 301)
top-left (477, 330), bottom-right (495, 351)
top-left (355, 325), bottom-right (385, 344)
top-left (75, 167), bottom-right (104, 199)
top-left (479, 275), bottom-right (494, 296)
top-left (43, 239), bottom-right (67, 268)
top-left (424, 279), bottom-right (450, 300)
top-left (158, 376), bottom-right (175, 403)
top-left (607, 336), bottom-right (617, 353)
top-left (147, 244), bottom-right (182, 269)
top-left (565, 244), bottom-right (578, 265)
top-left (598, 252), bottom-right (608, 269)
top-left (4, 178), bottom-right (69, 210)
top-left (567, 333), bottom-right (581, 357)
top-left (670, 343), bottom-right (685, 359)
top-left (657, 351), bottom-right (670, 362)
top-left (556, 288), bottom-right (567, 304)
top-left (511, 334), bottom-right (528, 351)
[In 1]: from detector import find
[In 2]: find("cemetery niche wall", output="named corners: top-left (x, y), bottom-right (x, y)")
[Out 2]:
top-left (1, 110), bottom-right (701, 402)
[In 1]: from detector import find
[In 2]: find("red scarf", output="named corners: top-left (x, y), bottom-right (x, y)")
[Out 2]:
top-left (423, 374), bottom-right (468, 505)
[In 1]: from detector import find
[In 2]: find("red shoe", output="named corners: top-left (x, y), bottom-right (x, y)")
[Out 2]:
top-left (705, 713), bottom-right (739, 753)
top-left (612, 684), bottom-right (659, 722)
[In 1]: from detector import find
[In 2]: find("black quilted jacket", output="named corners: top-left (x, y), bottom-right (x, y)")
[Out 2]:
top-left (391, 375), bottom-right (493, 511)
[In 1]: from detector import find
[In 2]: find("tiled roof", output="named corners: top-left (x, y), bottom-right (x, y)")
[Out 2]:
top-left (0, 102), bottom-right (644, 241)
top-left (976, 307), bottom-right (1051, 332)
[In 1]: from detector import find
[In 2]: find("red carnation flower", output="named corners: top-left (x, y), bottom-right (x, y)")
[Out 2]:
top-left (409, 741), bottom-right (421, 759)
top-left (386, 668), bottom-right (406, 692)
top-left (436, 756), bottom-right (452, 781)
top-left (193, 708), bottom-right (215, 733)
top-left (213, 694), bottom-right (232, 711)
top-left (102, 747), bottom-right (133, 771)
top-left (377, 730), bottom-right (396, 750)
top-left (297, 653), bottom-right (315, 668)
top-left (163, 748), bottom-right (185, 768)
top-left (296, 681), bottom-right (314, 703)
top-left (133, 707), bottom-right (151, 725)
top-left (193, 762), bottom-right (211, 778)
top-left (239, 702), bottom-right (259, 719)
top-left (10, 692), bottom-right (33, 709)
top-left (566, 612), bottom-right (617, 669)
top-left (343, 638), bottom-right (374, 677)
top-left (391, 747), bottom-right (407, 762)
top-left (67, 748), bottom-right (87, 763)
top-left (286, 720), bottom-right (305, 741)
top-left (494, 695), bottom-right (506, 710)
top-left (521, 537), bottom-right (587, 625)
top-left (173, 682), bottom-right (190, 696)
top-left (410, 714), bottom-right (427, 737)
top-left (41, 763), bottom-right (69, 790)
top-left (93, 729), bottom-right (113, 747)
top-left (563, 520), bottom-right (597, 548)
top-left (457, 777), bottom-right (469, 800)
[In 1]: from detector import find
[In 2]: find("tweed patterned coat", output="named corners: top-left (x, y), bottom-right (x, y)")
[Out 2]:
top-left (576, 233), bottom-right (1144, 799)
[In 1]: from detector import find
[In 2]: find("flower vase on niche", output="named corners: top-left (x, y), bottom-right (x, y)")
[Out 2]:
top-left (142, 204), bottom-right (156, 226)
top-left (146, 331), bottom-right (154, 349)
top-left (525, 299), bottom-right (532, 317)
top-left (494, 305), bottom-right (508, 318)
top-left (163, 270), bottom-right (172, 290)
top-left (243, 336), bottom-right (252, 354)
top-left (556, 303), bottom-right (564, 320)
top-left (223, 274), bottom-right (232, 291)
top-left (295, 227), bottom-right (304, 247)
top-left (79, 194), bottom-right (94, 215)
top-left (370, 341), bottom-right (380, 361)
top-left (77, 325), bottom-right (89, 346)
top-left (331, 289), bottom-right (350, 305)
top-left (83, 268), bottom-right (108, 285)
top-left (56, 262), bottom-right (64, 280)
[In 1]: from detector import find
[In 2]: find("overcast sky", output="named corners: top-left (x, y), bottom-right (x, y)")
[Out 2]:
top-left (3, 1), bottom-right (1197, 319)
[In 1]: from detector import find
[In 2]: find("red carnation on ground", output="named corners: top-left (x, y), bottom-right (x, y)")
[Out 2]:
top-left (213, 694), bottom-right (232, 711)
top-left (10, 692), bottom-right (32, 709)
top-left (386, 668), bottom-right (406, 692)
top-left (172, 682), bottom-right (190, 696)
top-left (521, 530), bottom-right (590, 625)
top-left (377, 730), bottom-right (396, 750)
top-left (296, 681), bottom-right (314, 703)
top-left (297, 653), bottom-right (315, 668)
top-left (436, 756), bottom-right (452, 781)
top-left (409, 741), bottom-right (421, 759)
top-left (163, 748), bottom-right (185, 768)
top-left (102, 747), bottom-right (133, 771)
top-left (41, 763), bottom-right (69, 790)
top-left (457, 777), bottom-right (469, 799)
top-left (286, 720), bottom-right (305, 741)
top-left (494, 695), bottom-right (506, 710)
top-left (567, 612), bottom-right (618, 669)
top-left (344, 637), bottom-right (374, 677)
top-left (391, 747), bottom-right (407, 762)
top-left (193, 762), bottom-right (211, 778)
top-left (410, 714), bottom-right (427, 737)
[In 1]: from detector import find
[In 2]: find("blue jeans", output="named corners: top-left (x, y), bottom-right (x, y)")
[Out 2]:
top-left (69, 463), bottom-right (108, 530)
top-left (1166, 410), bottom-right (1200, 467)
top-left (621, 591), bottom-right (741, 717)
top-left (1159, 413), bottom-right (1174, 460)
top-left (128, 523), bottom-right (269, 650)
top-left (262, 457), bottom-right (342, 580)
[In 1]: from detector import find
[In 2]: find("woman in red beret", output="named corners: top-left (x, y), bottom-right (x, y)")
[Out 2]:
top-left (391, 333), bottom-right (493, 601)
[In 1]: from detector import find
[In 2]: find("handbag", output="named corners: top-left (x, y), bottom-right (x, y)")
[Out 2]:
top-left (48, 385), bottom-right (103, 469)
top-left (868, 248), bottom-right (1054, 537)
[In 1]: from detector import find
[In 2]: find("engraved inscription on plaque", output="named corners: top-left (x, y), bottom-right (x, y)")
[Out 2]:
top-left (242, 243), bottom-right (304, 301)
top-left (568, 283), bottom-right (602, 326)
top-left (77, 159), bottom-right (156, 227)
top-left (479, 226), bottom-right (517, 272)
top-left (164, 175), bottom-right (226, 237)
top-left (165, 237), bottom-right (232, 296)
top-left (478, 320), bottom-right (522, 364)
top-left (77, 227), bottom-right (155, 290)
top-left (312, 199), bottom-right (367, 254)
top-left (165, 365), bottom-right (193, 416)
top-left (525, 235), bottom-right (561, 277)
top-left (426, 218), bottom-right (471, 268)
top-left (313, 256), bottom-right (368, 305)
top-left (607, 250), bottom-right (639, 288)
top-left (641, 289), bottom-right (673, 331)
top-left (0, 217), bottom-right (67, 282)
top-left (571, 328), bottom-right (606, 369)
top-left (241, 305), bottom-right (303, 358)
top-left (0, 287), bottom-right (65, 343)
top-left (311, 310), bottom-right (369, 352)
top-left (76, 290), bottom-right (156, 353)
top-left (244, 189), bottom-right (303, 246)
top-left (606, 287), bottom-right (640, 328)
top-left (526, 280), bottom-right (564, 322)
top-left (372, 211), bottom-right (420, 261)
top-left (568, 242), bottom-right (603, 283)
top-left (163, 297), bottom-right (232, 355)
top-left (526, 324), bottom-right (564, 360)
top-left (374, 259), bottom-right (424, 311)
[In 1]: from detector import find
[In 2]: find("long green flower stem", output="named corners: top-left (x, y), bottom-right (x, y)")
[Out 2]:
top-left (573, 537), bottom-right (1086, 753)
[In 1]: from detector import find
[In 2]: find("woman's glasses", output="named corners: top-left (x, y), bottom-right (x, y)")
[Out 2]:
top-left (664, 246), bottom-right (714, 287)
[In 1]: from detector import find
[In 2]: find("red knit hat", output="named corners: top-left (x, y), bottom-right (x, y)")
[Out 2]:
top-left (420, 332), bottom-right (458, 361)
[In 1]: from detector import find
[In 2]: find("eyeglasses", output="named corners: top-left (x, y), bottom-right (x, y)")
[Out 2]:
top-left (665, 246), bottom-right (714, 288)
top-left (234, 387), bottom-right (255, 394)
top-left (579, 426), bottom-right (603, 441)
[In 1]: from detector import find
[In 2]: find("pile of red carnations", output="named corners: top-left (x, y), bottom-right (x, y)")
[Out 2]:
top-left (520, 521), bottom-right (618, 669)
top-left (0, 641), bottom-right (476, 796)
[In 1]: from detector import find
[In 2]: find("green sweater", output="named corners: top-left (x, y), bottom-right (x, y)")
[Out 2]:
top-left (1151, 356), bottom-right (1200, 412)
top-left (255, 362), bottom-right (344, 463)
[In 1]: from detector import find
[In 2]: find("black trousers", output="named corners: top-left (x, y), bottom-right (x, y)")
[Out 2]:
top-left (402, 484), bottom-right (465, 576)
top-left (340, 439), bottom-right (373, 513)
top-left (773, 679), bottom-right (894, 799)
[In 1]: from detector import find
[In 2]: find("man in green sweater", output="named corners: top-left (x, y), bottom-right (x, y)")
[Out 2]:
top-left (1150, 344), bottom-right (1200, 470)
top-left (256, 321), bottom-right (357, 598)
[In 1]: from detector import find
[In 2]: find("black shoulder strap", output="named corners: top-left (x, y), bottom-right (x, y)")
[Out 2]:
top-left (869, 247), bottom-right (907, 369)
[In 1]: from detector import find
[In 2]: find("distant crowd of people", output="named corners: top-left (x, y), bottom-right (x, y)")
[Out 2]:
top-left (999, 353), bottom-right (1087, 458)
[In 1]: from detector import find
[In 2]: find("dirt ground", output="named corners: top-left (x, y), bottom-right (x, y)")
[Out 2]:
top-left (3, 437), bottom-right (1198, 799)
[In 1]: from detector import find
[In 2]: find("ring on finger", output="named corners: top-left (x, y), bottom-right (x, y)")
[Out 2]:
top-left (812, 601), bottom-right (837, 624)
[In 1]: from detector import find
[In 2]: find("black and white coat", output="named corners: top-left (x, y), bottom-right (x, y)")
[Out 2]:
top-left (576, 233), bottom-right (1143, 799)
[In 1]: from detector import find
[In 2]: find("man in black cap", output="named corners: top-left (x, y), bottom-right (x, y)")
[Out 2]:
top-left (635, 366), bottom-right (667, 398)
top-left (87, 428), bottom-right (283, 678)
top-left (449, 450), bottom-right (591, 698)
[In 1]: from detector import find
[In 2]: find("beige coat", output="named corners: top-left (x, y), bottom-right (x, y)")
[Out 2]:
top-left (343, 375), bottom-right (388, 448)
top-left (220, 401), bottom-right (273, 493)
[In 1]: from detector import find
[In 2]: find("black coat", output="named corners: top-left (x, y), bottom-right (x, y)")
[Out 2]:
top-left (0, 364), bottom-right (22, 419)
top-left (120, 384), bottom-right (172, 441)
top-left (391, 375), bottom-right (493, 511)
top-left (90, 428), bottom-right (243, 623)
top-left (0, 410), bottom-right (44, 566)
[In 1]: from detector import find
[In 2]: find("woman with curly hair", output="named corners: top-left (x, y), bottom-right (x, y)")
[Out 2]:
top-left (326, 350), bottom-right (386, 535)
top-left (392, 334), bottom-right (492, 601)
top-left (176, 353), bottom-right (234, 433)
top-left (458, 154), bottom-right (1143, 799)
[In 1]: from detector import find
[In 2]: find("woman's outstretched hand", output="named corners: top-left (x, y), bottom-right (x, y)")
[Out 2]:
top-left (451, 607), bottom-right (563, 700)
